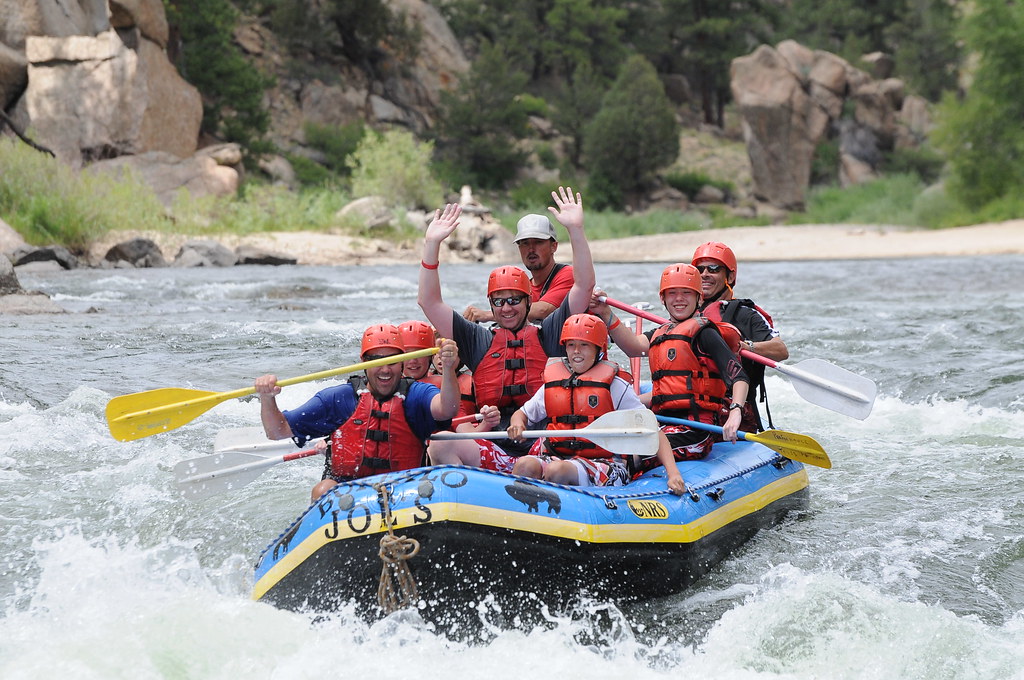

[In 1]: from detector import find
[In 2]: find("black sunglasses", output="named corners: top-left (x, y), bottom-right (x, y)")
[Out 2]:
top-left (695, 264), bottom-right (726, 274)
top-left (490, 295), bottom-right (526, 307)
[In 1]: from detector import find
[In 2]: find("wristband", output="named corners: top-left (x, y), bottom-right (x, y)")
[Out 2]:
top-left (420, 260), bottom-right (439, 270)
top-left (608, 316), bottom-right (621, 331)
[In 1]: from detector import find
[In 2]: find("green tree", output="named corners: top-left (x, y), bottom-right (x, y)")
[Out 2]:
top-left (884, 0), bottom-right (960, 101)
top-left (932, 0), bottom-right (1024, 210)
top-left (165, 0), bottom-right (274, 157)
top-left (433, 43), bottom-right (531, 189)
top-left (583, 55), bottom-right (679, 209)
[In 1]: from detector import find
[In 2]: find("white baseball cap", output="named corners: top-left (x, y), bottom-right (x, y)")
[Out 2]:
top-left (513, 214), bottom-right (557, 243)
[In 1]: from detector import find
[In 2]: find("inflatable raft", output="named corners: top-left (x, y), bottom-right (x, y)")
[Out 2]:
top-left (251, 439), bottom-right (809, 618)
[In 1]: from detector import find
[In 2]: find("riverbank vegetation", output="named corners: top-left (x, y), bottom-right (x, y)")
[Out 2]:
top-left (4, 0), bottom-right (1024, 252)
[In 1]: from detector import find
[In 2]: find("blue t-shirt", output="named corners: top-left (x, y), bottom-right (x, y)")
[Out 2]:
top-left (283, 379), bottom-right (440, 446)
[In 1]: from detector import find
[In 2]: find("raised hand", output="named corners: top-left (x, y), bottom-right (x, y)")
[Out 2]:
top-left (425, 203), bottom-right (462, 245)
top-left (548, 185), bottom-right (582, 232)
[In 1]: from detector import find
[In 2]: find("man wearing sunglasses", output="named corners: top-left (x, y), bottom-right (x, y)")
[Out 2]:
top-left (691, 241), bottom-right (788, 432)
top-left (418, 186), bottom-right (596, 471)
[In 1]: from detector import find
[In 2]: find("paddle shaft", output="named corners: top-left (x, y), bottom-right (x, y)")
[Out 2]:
top-left (107, 347), bottom-right (439, 441)
top-left (601, 296), bottom-right (875, 416)
top-left (179, 447), bottom-right (321, 486)
top-left (655, 414), bottom-right (831, 469)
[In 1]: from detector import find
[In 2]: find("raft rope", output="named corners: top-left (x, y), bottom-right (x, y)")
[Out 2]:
top-left (373, 482), bottom-right (421, 614)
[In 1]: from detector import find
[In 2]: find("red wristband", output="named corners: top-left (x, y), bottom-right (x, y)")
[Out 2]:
top-left (420, 260), bottom-right (439, 270)
top-left (608, 316), bottom-right (621, 331)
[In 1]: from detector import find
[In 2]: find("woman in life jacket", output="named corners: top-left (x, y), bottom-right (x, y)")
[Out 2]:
top-left (253, 323), bottom-right (463, 501)
top-left (591, 264), bottom-right (750, 470)
top-left (506, 313), bottom-right (684, 493)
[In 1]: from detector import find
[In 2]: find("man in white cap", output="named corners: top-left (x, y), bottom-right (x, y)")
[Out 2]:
top-left (463, 213), bottom-right (575, 323)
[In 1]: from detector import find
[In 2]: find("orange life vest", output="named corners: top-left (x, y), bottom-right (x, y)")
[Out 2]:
top-left (473, 325), bottom-right (547, 415)
top-left (542, 358), bottom-right (618, 458)
top-left (648, 317), bottom-right (729, 422)
top-left (423, 371), bottom-right (477, 418)
top-left (329, 378), bottom-right (423, 478)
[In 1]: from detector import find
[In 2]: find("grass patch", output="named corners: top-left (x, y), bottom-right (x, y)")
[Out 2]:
top-left (790, 173), bottom-right (925, 226)
top-left (0, 137), bottom-right (167, 251)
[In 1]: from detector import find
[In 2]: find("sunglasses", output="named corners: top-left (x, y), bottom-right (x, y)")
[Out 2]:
top-left (695, 264), bottom-right (727, 274)
top-left (490, 295), bottom-right (526, 307)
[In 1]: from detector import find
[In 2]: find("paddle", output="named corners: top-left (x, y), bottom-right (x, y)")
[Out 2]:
top-left (212, 413), bottom-right (486, 456)
top-left (174, 447), bottom-right (321, 500)
top-left (430, 409), bottom-right (660, 456)
top-left (656, 414), bottom-right (831, 469)
top-left (600, 296), bottom-right (876, 420)
top-left (105, 347), bottom-right (439, 442)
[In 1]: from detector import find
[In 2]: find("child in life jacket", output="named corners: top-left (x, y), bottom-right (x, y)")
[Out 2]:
top-left (506, 313), bottom-right (685, 494)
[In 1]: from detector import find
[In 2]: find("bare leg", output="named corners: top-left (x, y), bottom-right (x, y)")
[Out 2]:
top-left (512, 455), bottom-right (543, 479)
top-left (544, 460), bottom-right (582, 485)
top-left (427, 439), bottom-right (482, 466)
top-left (311, 478), bottom-right (338, 502)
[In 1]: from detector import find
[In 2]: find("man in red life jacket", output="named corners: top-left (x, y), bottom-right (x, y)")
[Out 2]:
top-left (507, 313), bottom-right (684, 493)
top-left (463, 213), bottom-right (574, 323)
top-left (418, 186), bottom-right (596, 472)
top-left (397, 320), bottom-right (435, 381)
top-left (691, 241), bottom-right (788, 432)
top-left (591, 263), bottom-right (749, 468)
top-left (253, 324), bottom-right (462, 501)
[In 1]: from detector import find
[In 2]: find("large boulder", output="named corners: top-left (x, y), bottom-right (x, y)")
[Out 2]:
top-left (0, 216), bottom-right (26, 255)
top-left (0, 40), bottom-right (27, 109)
top-left (20, 28), bottom-right (202, 167)
top-left (0, 0), bottom-right (108, 50)
top-left (88, 149), bottom-right (240, 206)
top-left (0, 249), bottom-right (21, 294)
top-left (109, 0), bottom-right (169, 49)
top-left (730, 44), bottom-right (830, 210)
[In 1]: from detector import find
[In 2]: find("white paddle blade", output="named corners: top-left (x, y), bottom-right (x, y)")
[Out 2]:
top-left (783, 358), bottom-right (877, 421)
top-left (174, 451), bottom-right (280, 500)
top-left (214, 426), bottom-right (300, 455)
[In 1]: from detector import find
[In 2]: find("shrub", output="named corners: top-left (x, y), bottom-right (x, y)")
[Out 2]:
top-left (0, 138), bottom-right (166, 250)
top-left (583, 56), bottom-right (679, 209)
top-left (303, 121), bottom-right (366, 176)
top-left (348, 129), bottom-right (443, 209)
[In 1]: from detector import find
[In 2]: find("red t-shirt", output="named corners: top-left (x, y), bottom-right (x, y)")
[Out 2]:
top-left (531, 264), bottom-right (574, 307)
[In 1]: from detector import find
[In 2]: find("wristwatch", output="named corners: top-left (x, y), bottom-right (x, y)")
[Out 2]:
top-left (728, 403), bottom-right (743, 411)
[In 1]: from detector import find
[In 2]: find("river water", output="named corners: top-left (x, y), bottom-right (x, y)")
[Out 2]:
top-left (2, 254), bottom-right (1022, 678)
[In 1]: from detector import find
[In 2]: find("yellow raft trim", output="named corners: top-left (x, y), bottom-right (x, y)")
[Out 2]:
top-left (252, 468), bottom-right (808, 601)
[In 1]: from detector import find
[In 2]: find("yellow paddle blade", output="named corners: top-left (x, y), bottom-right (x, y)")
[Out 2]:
top-left (106, 387), bottom-right (231, 442)
top-left (746, 429), bottom-right (832, 469)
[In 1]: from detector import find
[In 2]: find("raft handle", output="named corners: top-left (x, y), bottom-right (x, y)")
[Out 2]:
top-left (772, 457), bottom-right (792, 469)
top-left (706, 487), bottom-right (725, 502)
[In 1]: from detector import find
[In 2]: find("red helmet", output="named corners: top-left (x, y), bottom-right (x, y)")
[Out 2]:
top-left (487, 266), bottom-right (531, 296)
top-left (691, 241), bottom-right (737, 280)
top-left (560, 313), bottom-right (608, 349)
top-left (360, 324), bottom-right (405, 359)
top-left (659, 263), bottom-right (702, 295)
top-left (398, 320), bottom-right (434, 351)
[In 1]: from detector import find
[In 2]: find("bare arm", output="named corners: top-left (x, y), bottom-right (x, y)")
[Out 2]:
top-left (747, 336), bottom-right (789, 362)
top-left (548, 186), bottom-right (595, 315)
top-left (418, 204), bottom-right (462, 338)
top-left (656, 431), bottom-right (686, 495)
top-left (590, 289), bottom-right (650, 357)
top-left (429, 338), bottom-right (461, 421)
top-left (254, 374), bottom-right (293, 440)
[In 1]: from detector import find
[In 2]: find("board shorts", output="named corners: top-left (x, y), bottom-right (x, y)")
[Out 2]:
top-left (476, 438), bottom-right (518, 474)
top-left (516, 439), bottom-right (630, 487)
top-left (631, 424), bottom-right (712, 476)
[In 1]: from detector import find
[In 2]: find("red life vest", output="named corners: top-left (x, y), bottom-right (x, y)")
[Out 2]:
top-left (542, 358), bottom-right (617, 458)
top-left (473, 325), bottom-right (547, 415)
top-left (648, 317), bottom-right (729, 422)
top-left (329, 378), bottom-right (424, 478)
top-left (423, 371), bottom-right (477, 418)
